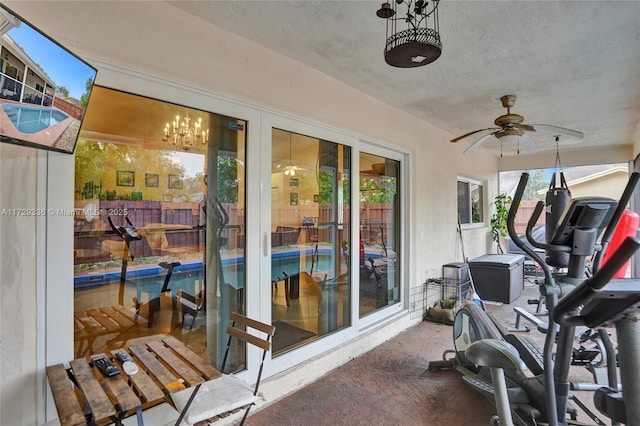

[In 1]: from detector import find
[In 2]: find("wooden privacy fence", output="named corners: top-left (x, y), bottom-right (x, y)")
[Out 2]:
top-left (513, 200), bottom-right (546, 235)
top-left (73, 201), bottom-right (244, 265)
top-left (53, 97), bottom-right (84, 120)
top-left (73, 198), bottom-right (544, 266)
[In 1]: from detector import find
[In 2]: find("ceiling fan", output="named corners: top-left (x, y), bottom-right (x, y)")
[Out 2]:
top-left (450, 95), bottom-right (584, 155)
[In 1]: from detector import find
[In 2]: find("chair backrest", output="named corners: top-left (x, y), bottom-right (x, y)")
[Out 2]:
top-left (222, 312), bottom-right (276, 395)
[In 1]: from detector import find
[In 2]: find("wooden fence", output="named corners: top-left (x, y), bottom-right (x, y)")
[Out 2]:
top-left (53, 97), bottom-right (84, 120)
top-left (74, 200), bottom-right (243, 265)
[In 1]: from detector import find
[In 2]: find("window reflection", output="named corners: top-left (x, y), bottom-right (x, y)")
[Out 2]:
top-left (457, 178), bottom-right (484, 225)
top-left (359, 154), bottom-right (400, 316)
top-left (73, 87), bottom-right (246, 375)
top-left (271, 129), bottom-right (351, 354)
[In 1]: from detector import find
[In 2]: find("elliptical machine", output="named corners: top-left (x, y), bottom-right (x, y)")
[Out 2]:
top-left (430, 172), bottom-right (640, 425)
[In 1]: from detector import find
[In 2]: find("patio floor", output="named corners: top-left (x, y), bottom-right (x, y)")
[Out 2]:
top-left (245, 279), bottom-right (600, 426)
top-left (247, 319), bottom-right (495, 426)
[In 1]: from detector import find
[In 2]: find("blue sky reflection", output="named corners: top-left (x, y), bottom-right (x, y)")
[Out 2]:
top-left (7, 19), bottom-right (95, 99)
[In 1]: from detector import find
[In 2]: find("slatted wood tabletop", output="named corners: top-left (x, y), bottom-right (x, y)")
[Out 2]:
top-left (46, 337), bottom-right (221, 426)
top-left (74, 304), bottom-right (145, 357)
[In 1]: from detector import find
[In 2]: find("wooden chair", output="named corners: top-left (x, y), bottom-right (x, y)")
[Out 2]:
top-left (175, 289), bottom-right (204, 330)
top-left (171, 312), bottom-right (276, 425)
top-left (303, 217), bottom-right (319, 243)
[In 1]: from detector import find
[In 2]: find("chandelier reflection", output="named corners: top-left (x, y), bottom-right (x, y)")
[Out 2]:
top-left (163, 111), bottom-right (209, 152)
top-left (284, 133), bottom-right (296, 176)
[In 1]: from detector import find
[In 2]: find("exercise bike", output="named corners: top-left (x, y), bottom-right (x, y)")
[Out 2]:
top-left (429, 172), bottom-right (640, 425)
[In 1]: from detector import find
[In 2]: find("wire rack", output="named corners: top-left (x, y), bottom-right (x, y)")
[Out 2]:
top-left (422, 277), bottom-right (471, 324)
top-left (409, 284), bottom-right (427, 319)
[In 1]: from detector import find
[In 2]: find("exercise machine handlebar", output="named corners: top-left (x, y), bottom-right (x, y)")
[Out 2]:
top-left (592, 172), bottom-right (640, 274)
top-left (107, 215), bottom-right (141, 242)
top-left (507, 173), bottom-right (556, 291)
top-left (553, 236), bottom-right (640, 327)
top-left (508, 173), bottom-right (561, 426)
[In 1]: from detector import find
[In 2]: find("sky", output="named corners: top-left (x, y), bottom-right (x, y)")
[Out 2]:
top-left (6, 18), bottom-right (96, 100)
top-left (175, 151), bottom-right (205, 178)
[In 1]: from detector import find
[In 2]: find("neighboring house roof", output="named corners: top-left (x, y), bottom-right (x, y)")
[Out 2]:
top-left (500, 164), bottom-right (628, 198)
top-left (1, 33), bottom-right (56, 88)
top-left (63, 97), bottom-right (81, 107)
top-left (537, 165), bottom-right (628, 195)
top-left (0, 7), bottom-right (19, 37)
top-left (564, 165), bottom-right (628, 187)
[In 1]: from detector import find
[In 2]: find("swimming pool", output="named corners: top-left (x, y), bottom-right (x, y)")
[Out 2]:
top-left (1, 104), bottom-right (69, 134)
top-left (73, 247), bottom-right (345, 290)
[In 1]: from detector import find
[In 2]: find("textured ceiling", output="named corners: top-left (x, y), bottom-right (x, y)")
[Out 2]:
top-left (168, 0), bottom-right (640, 158)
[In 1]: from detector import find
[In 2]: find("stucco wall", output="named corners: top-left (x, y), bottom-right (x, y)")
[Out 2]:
top-left (1, 2), bottom-right (498, 424)
top-left (568, 171), bottom-right (629, 199)
top-left (0, 144), bottom-right (39, 425)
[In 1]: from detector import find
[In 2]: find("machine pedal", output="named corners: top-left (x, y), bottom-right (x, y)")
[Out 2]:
top-left (462, 374), bottom-right (495, 399)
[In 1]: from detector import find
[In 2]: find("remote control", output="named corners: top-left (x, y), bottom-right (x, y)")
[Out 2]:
top-left (115, 351), bottom-right (132, 363)
top-left (92, 355), bottom-right (121, 377)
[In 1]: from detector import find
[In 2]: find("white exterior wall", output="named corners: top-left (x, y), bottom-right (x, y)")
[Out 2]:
top-left (567, 171), bottom-right (629, 199)
top-left (0, 144), bottom-right (40, 424)
top-left (0, 2), bottom-right (498, 425)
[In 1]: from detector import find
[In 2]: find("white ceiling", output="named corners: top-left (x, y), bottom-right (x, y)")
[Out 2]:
top-left (168, 0), bottom-right (640, 158)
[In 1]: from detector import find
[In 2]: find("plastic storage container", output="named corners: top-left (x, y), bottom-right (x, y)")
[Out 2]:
top-left (469, 254), bottom-right (525, 303)
top-left (443, 262), bottom-right (470, 281)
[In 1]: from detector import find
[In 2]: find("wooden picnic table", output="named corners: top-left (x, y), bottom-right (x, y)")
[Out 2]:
top-left (46, 336), bottom-right (221, 426)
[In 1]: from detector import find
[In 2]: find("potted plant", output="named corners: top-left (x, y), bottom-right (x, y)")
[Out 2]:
top-left (491, 193), bottom-right (512, 253)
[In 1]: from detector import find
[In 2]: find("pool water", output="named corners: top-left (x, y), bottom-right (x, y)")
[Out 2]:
top-left (2, 104), bottom-right (69, 134)
top-left (131, 268), bottom-right (204, 299)
top-left (73, 249), bottom-right (342, 290)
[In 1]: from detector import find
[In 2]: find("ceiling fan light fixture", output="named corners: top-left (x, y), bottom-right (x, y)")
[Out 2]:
top-left (283, 132), bottom-right (297, 177)
top-left (284, 166), bottom-right (296, 177)
top-left (499, 134), bottom-right (519, 145)
top-left (495, 127), bottom-right (523, 139)
top-left (452, 94), bottom-right (583, 156)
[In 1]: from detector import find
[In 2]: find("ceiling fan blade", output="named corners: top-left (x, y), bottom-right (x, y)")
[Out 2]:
top-left (450, 127), bottom-right (501, 143)
top-left (464, 132), bottom-right (498, 154)
top-left (529, 124), bottom-right (584, 139)
top-left (519, 132), bottom-right (538, 151)
top-left (519, 124), bottom-right (535, 131)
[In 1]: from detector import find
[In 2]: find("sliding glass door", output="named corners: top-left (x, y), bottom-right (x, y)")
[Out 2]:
top-left (359, 152), bottom-right (401, 317)
top-left (72, 86), bottom-right (247, 372)
top-left (270, 128), bottom-right (351, 354)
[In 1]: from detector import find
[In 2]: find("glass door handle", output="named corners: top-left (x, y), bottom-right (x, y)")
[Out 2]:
top-left (264, 233), bottom-right (269, 257)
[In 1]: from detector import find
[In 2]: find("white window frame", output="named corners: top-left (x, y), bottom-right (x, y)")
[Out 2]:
top-left (356, 142), bottom-right (408, 330)
top-left (457, 176), bottom-right (485, 229)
